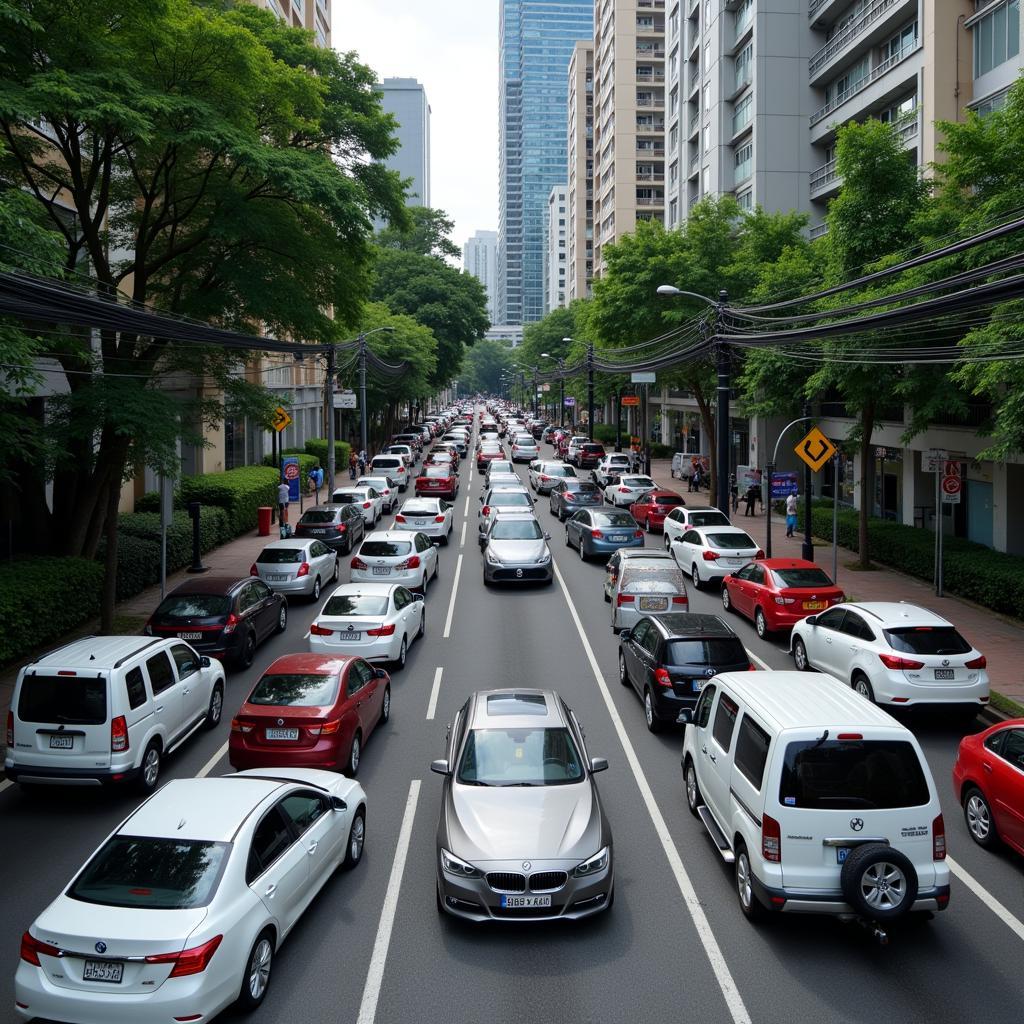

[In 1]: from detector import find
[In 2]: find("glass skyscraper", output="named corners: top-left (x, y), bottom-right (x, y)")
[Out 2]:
top-left (498, 0), bottom-right (594, 325)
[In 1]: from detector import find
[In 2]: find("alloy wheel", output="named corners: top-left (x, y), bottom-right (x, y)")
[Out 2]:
top-left (248, 938), bottom-right (272, 1001)
top-left (860, 861), bottom-right (908, 913)
top-left (966, 793), bottom-right (992, 842)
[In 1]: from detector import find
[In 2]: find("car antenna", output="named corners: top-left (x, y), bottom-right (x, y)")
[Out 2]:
top-left (810, 728), bottom-right (829, 750)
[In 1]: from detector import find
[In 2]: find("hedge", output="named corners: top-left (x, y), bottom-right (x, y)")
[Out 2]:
top-left (118, 508), bottom-right (232, 570)
top-left (304, 438), bottom-right (351, 475)
top-left (592, 424), bottom-right (617, 444)
top-left (261, 451), bottom-right (320, 491)
top-left (798, 501), bottom-right (1024, 620)
top-left (179, 466), bottom-right (279, 536)
top-left (0, 557), bottom-right (104, 664)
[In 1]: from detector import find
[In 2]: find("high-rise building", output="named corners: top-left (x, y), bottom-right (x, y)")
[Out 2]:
top-left (544, 186), bottom-right (569, 313)
top-left (463, 229), bottom-right (499, 326)
top-left (254, 0), bottom-right (330, 47)
top-left (567, 41), bottom-right (595, 302)
top-left (498, 0), bottom-right (594, 325)
top-left (374, 78), bottom-right (431, 226)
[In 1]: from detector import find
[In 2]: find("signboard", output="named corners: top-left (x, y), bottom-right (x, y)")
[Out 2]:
top-left (271, 406), bottom-right (292, 432)
top-left (631, 371), bottom-right (656, 384)
top-left (541, 383), bottom-right (551, 392)
top-left (941, 460), bottom-right (961, 504)
top-left (770, 471), bottom-right (799, 499)
top-left (563, 396), bottom-right (576, 407)
top-left (923, 448), bottom-right (947, 473)
top-left (282, 456), bottom-right (301, 503)
top-left (795, 426), bottom-right (836, 472)
top-left (334, 391), bottom-right (357, 409)
top-left (737, 466), bottom-right (762, 493)
top-left (621, 395), bottom-right (640, 407)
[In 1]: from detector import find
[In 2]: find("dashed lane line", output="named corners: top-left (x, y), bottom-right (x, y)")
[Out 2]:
top-left (442, 554), bottom-right (464, 639)
top-left (948, 856), bottom-right (1024, 943)
top-left (197, 740), bottom-right (229, 779)
top-left (426, 667), bottom-right (443, 720)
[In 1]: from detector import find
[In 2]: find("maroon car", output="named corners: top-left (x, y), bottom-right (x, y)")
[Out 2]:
top-left (630, 490), bottom-right (686, 532)
top-left (577, 442), bottom-right (607, 469)
top-left (416, 464), bottom-right (459, 499)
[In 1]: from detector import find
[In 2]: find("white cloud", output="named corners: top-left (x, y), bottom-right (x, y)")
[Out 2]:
top-left (332, 0), bottom-right (499, 254)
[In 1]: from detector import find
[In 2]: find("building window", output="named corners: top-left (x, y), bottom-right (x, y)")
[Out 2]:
top-left (732, 92), bottom-right (753, 134)
top-left (669, 197), bottom-right (679, 225)
top-left (737, 188), bottom-right (753, 211)
top-left (734, 43), bottom-right (753, 91)
top-left (884, 21), bottom-right (918, 61)
top-left (974, 87), bottom-right (1010, 114)
top-left (734, 141), bottom-right (752, 184)
top-left (878, 93), bottom-right (917, 124)
top-left (702, 165), bottom-right (711, 191)
top-left (974, 0), bottom-right (1020, 77)
top-left (824, 55), bottom-right (869, 107)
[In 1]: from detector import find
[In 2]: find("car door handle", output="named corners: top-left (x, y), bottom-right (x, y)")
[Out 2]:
top-left (264, 884), bottom-right (277, 899)
top-left (825, 637), bottom-right (833, 644)
top-left (307, 840), bottom-right (319, 855)
top-left (701, 744), bottom-right (708, 754)
top-left (182, 688), bottom-right (190, 696)
top-left (850, 646), bottom-right (858, 652)
top-left (156, 705), bottom-right (163, 712)
top-left (983, 762), bottom-right (993, 773)
top-left (708, 751), bottom-right (717, 763)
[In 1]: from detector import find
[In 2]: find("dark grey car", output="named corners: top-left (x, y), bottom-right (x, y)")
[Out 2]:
top-left (549, 479), bottom-right (602, 521)
top-left (431, 689), bottom-right (613, 921)
top-left (293, 503), bottom-right (366, 554)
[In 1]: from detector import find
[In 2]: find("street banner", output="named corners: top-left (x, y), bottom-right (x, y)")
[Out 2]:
top-left (282, 456), bottom-right (300, 503)
top-left (770, 471), bottom-right (799, 499)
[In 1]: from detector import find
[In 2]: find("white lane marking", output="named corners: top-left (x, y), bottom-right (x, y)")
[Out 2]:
top-left (442, 554), bottom-right (464, 639)
top-left (469, 465), bottom-right (474, 484)
top-left (459, 521), bottom-right (466, 548)
top-left (197, 740), bottom-right (229, 778)
top-left (426, 667), bottom-right (443, 720)
top-left (948, 856), bottom-right (1024, 943)
top-left (744, 647), bottom-right (771, 671)
top-left (552, 559), bottom-right (752, 1024)
top-left (356, 779), bottom-right (421, 1024)
top-left (464, 494), bottom-right (470, 517)
top-left (0, 778), bottom-right (12, 796)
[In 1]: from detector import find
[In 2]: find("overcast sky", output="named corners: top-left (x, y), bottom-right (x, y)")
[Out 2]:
top-left (334, 0), bottom-right (499, 256)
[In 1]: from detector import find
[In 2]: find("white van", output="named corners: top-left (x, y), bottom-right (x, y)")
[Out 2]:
top-left (5, 636), bottom-right (225, 793)
top-left (680, 671), bottom-right (949, 929)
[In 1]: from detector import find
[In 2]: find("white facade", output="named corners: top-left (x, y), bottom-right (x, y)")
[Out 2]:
top-left (463, 229), bottom-right (499, 326)
top-left (485, 325), bottom-right (525, 349)
top-left (373, 77), bottom-right (431, 229)
top-left (544, 186), bottom-right (569, 313)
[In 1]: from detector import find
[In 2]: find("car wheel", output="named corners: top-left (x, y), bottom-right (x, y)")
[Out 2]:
top-left (754, 607), bottom-right (770, 639)
top-left (342, 807), bottom-right (366, 870)
top-left (565, 528), bottom-right (572, 548)
top-left (963, 786), bottom-right (999, 849)
top-left (852, 673), bottom-right (875, 702)
top-left (735, 844), bottom-right (767, 923)
top-left (840, 844), bottom-right (917, 921)
top-left (684, 758), bottom-right (702, 816)
top-left (618, 651), bottom-right (630, 687)
top-left (312, 576), bottom-right (321, 602)
top-left (691, 563), bottom-right (703, 590)
top-left (380, 686), bottom-right (391, 725)
top-left (433, 558), bottom-right (439, 581)
top-left (237, 930), bottom-right (275, 1011)
top-left (346, 730), bottom-right (362, 776)
top-left (137, 741), bottom-right (161, 793)
top-left (664, 534), bottom-right (671, 550)
top-left (239, 630), bottom-right (256, 668)
top-left (792, 637), bottom-right (810, 671)
top-left (644, 689), bottom-right (662, 733)
top-left (417, 610), bottom-right (425, 639)
top-left (204, 684), bottom-right (223, 730)
top-left (276, 604), bottom-right (288, 634)
top-left (332, 559), bottom-right (339, 583)
top-left (721, 586), bottom-right (732, 613)
top-left (395, 636), bottom-right (408, 670)
top-left (579, 535), bottom-right (587, 561)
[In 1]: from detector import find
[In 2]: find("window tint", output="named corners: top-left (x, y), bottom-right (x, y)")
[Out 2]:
top-left (257, 547), bottom-right (306, 564)
top-left (815, 608), bottom-right (846, 631)
top-left (249, 673), bottom-right (339, 707)
top-left (146, 652), bottom-right (176, 696)
top-left (360, 540), bottom-right (412, 557)
top-left (18, 675), bottom-right (107, 725)
top-left (747, 565), bottom-right (764, 585)
top-left (706, 532), bottom-right (756, 550)
top-left (251, 581), bottom-right (272, 600)
top-left (457, 727), bottom-right (583, 785)
top-left (884, 626), bottom-right (972, 656)
top-left (322, 594), bottom-right (388, 617)
top-left (154, 594), bottom-right (230, 619)
top-left (125, 667), bottom-right (147, 710)
top-left (772, 567), bottom-right (833, 588)
top-left (394, 588), bottom-right (410, 609)
top-left (689, 511), bottom-right (731, 527)
top-left (734, 716), bottom-right (770, 790)
top-left (655, 495), bottom-right (684, 506)
top-left (238, 585), bottom-right (258, 614)
top-left (247, 807), bottom-right (295, 882)
top-left (682, 530), bottom-right (700, 545)
top-left (170, 644), bottom-right (200, 680)
top-left (694, 684), bottom-right (716, 728)
top-left (984, 730), bottom-right (1007, 756)
top-left (630, 619), bottom-right (650, 647)
top-left (712, 692), bottom-right (739, 751)
top-left (300, 510), bottom-right (340, 524)
top-left (279, 792), bottom-right (328, 834)
top-left (666, 638), bottom-right (748, 667)
top-left (843, 612), bottom-right (874, 642)
top-left (1001, 729), bottom-right (1024, 770)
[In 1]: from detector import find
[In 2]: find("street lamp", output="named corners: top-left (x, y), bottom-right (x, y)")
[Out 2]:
top-left (540, 352), bottom-right (566, 428)
top-left (562, 335), bottom-right (594, 438)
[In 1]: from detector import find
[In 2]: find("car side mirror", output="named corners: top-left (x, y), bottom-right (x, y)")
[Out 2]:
top-left (676, 709), bottom-right (693, 726)
top-left (200, 656), bottom-right (211, 668)
top-left (478, 495), bottom-right (484, 502)
top-left (544, 532), bottom-right (551, 540)
top-left (331, 796), bottom-right (348, 811)
top-left (412, 592), bottom-right (424, 602)
top-left (430, 758), bottom-right (451, 776)
top-left (805, 615), bottom-right (818, 626)
top-left (375, 668), bottom-right (388, 678)
top-left (589, 756), bottom-right (609, 773)
top-left (620, 626), bottom-right (632, 641)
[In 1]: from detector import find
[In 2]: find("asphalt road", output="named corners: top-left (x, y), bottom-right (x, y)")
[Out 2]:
top-left (2, 417), bottom-right (1023, 1024)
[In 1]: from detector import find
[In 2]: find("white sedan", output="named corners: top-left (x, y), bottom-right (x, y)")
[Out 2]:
top-left (331, 486), bottom-right (383, 526)
top-left (662, 505), bottom-right (732, 547)
top-left (309, 582), bottom-right (425, 669)
top-left (669, 525), bottom-right (762, 590)
top-left (356, 475), bottom-right (398, 514)
top-left (350, 530), bottom-right (439, 592)
top-left (15, 769), bottom-right (366, 1024)
top-left (394, 497), bottom-right (454, 543)
top-left (605, 475), bottom-right (657, 507)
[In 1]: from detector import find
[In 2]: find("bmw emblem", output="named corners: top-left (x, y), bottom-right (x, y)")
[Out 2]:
top-left (95, 941), bottom-right (107, 954)
top-left (704, 668), bottom-right (715, 676)
top-left (942, 658), bottom-right (950, 667)
top-left (277, 718), bottom-right (284, 726)
top-left (850, 817), bottom-right (864, 832)
top-left (522, 861), bottom-right (532, 871)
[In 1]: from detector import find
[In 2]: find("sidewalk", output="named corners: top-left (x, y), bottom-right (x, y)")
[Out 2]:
top-left (648, 458), bottom-right (1024, 703)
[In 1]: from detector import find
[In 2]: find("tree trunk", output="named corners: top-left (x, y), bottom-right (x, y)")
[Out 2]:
top-left (99, 472), bottom-right (121, 632)
top-left (858, 400), bottom-right (876, 569)
top-left (692, 377), bottom-right (716, 499)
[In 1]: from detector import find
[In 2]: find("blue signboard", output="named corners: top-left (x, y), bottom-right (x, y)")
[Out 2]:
top-left (282, 456), bottom-right (301, 503)
top-left (771, 471), bottom-right (799, 499)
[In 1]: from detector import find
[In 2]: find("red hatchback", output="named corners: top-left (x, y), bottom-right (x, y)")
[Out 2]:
top-left (416, 464), bottom-right (459, 499)
top-left (952, 719), bottom-right (1024, 856)
top-left (721, 558), bottom-right (844, 638)
top-left (630, 490), bottom-right (685, 532)
top-left (229, 653), bottom-right (390, 777)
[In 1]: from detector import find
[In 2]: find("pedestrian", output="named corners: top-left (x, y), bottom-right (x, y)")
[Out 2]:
top-left (785, 491), bottom-right (798, 537)
top-left (348, 450), bottom-right (358, 480)
top-left (744, 484), bottom-right (756, 517)
top-left (753, 481), bottom-right (763, 513)
top-left (310, 465), bottom-right (323, 502)
top-left (729, 473), bottom-right (739, 514)
top-left (277, 479), bottom-right (290, 526)
top-left (357, 448), bottom-right (367, 475)
top-left (693, 464), bottom-right (702, 491)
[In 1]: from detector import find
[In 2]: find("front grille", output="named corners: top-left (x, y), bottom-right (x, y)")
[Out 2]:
top-left (492, 905), bottom-right (562, 918)
top-left (487, 872), bottom-right (526, 893)
top-left (529, 871), bottom-right (567, 892)
top-left (492, 568), bottom-right (549, 580)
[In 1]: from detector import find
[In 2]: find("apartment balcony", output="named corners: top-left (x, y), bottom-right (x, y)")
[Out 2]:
top-left (688, 194), bottom-right (700, 209)
top-left (896, 108), bottom-right (919, 146)
top-left (733, 10), bottom-right (754, 48)
top-left (688, 113), bottom-right (700, 138)
top-left (637, 194), bottom-right (666, 206)
top-left (808, 0), bottom-right (914, 82)
top-left (688, 67), bottom-right (701, 90)
top-left (809, 222), bottom-right (829, 240)
top-left (637, 70), bottom-right (667, 83)
top-left (809, 42), bottom-right (921, 127)
top-left (637, 96), bottom-right (666, 109)
top-left (809, 157), bottom-right (840, 198)
top-left (688, 153), bottom-right (700, 177)
top-left (688, 0), bottom-right (699, 18)
top-left (637, 119), bottom-right (666, 132)
top-left (729, 65), bottom-right (752, 99)
top-left (637, 46), bottom-right (666, 59)
top-left (637, 144), bottom-right (666, 156)
top-left (638, 0), bottom-right (667, 8)
top-left (636, 170), bottom-right (666, 182)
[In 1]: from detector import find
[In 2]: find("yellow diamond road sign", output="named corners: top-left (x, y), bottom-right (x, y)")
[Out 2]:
top-left (271, 406), bottom-right (292, 433)
top-left (795, 426), bottom-right (836, 472)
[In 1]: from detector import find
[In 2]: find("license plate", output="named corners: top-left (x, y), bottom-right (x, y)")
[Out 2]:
top-left (265, 728), bottom-right (299, 741)
top-left (83, 960), bottom-right (123, 984)
top-left (268, 574), bottom-right (290, 582)
top-left (49, 734), bottom-right (74, 749)
top-left (692, 678), bottom-right (707, 691)
top-left (336, 631), bottom-right (360, 641)
top-left (934, 669), bottom-right (955, 679)
top-left (500, 895), bottom-right (552, 908)
top-left (836, 847), bottom-right (851, 864)
top-left (610, 535), bottom-right (627, 543)
top-left (415, 520), bottom-right (426, 526)
top-left (372, 566), bottom-right (391, 575)
top-left (803, 600), bottom-right (826, 610)
top-left (639, 597), bottom-right (668, 611)
top-left (178, 632), bottom-right (201, 641)
top-left (723, 558), bottom-right (742, 566)
top-left (313, 529), bottom-right (328, 535)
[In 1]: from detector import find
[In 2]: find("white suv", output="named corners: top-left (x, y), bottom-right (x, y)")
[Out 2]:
top-left (680, 671), bottom-right (950, 928)
top-left (790, 602), bottom-right (990, 709)
top-left (6, 636), bottom-right (225, 793)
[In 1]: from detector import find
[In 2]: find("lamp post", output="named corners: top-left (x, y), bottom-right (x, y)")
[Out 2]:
top-left (344, 326), bottom-right (396, 476)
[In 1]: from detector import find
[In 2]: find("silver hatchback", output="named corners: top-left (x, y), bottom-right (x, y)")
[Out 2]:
top-left (251, 538), bottom-right (338, 601)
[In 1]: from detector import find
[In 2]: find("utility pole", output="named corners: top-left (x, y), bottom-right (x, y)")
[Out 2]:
top-left (715, 289), bottom-right (730, 517)
top-left (802, 398), bottom-right (814, 561)
top-left (615, 388), bottom-right (623, 452)
top-left (586, 341), bottom-right (595, 440)
top-left (325, 346), bottom-right (337, 487)
top-left (532, 368), bottom-right (539, 419)
top-left (359, 333), bottom-right (368, 458)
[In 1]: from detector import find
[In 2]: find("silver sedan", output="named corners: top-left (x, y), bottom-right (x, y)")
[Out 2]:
top-left (482, 515), bottom-right (553, 585)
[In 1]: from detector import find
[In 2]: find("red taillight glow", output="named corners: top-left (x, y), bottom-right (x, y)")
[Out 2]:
top-left (230, 718), bottom-right (254, 734)
top-left (296, 562), bottom-right (310, 578)
top-left (540, 475), bottom-right (551, 482)
top-left (837, 733), bottom-right (863, 741)
top-left (933, 814), bottom-right (946, 860)
top-left (223, 612), bottom-right (240, 635)
top-left (335, 523), bottom-right (347, 533)
top-left (396, 514), bottom-right (407, 523)
top-left (397, 555), bottom-right (421, 570)
top-left (878, 653), bottom-right (925, 671)
top-left (634, 530), bottom-right (644, 538)
top-left (774, 595), bottom-right (796, 605)
top-left (362, 501), bottom-right (371, 509)
top-left (249, 563), bottom-right (258, 576)
top-left (654, 667), bottom-right (672, 688)
top-left (482, 506), bottom-right (491, 516)
top-left (762, 813), bottom-right (781, 863)
top-left (435, 515), bottom-right (446, 522)
top-left (146, 935), bottom-right (223, 978)
top-left (20, 931), bottom-right (59, 966)
top-left (755, 549), bottom-right (765, 559)
top-left (110, 715), bottom-right (128, 753)
top-left (672, 595), bottom-right (688, 605)
top-left (616, 594), bottom-right (635, 606)
top-left (702, 550), bottom-right (720, 561)
top-left (965, 655), bottom-right (987, 669)
top-left (310, 623), bottom-right (333, 636)
top-left (591, 529), bottom-right (603, 539)
top-left (618, 486), bottom-right (629, 493)
top-left (366, 623), bottom-right (396, 636)
top-left (314, 719), bottom-right (342, 736)
top-left (351, 556), bottom-right (368, 570)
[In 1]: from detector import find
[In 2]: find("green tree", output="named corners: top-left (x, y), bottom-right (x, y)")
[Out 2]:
top-left (0, 0), bottom-right (405, 625)
top-left (375, 206), bottom-right (460, 261)
top-left (458, 338), bottom-right (515, 395)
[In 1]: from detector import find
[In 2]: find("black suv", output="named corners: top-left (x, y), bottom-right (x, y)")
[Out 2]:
top-left (617, 613), bottom-right (750, 732)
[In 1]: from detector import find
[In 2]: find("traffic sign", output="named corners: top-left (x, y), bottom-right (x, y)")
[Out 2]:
top-left (941, 460), bottom-right (962, 504)
top-left (622, 395), bottom-right (640, 407)
top-left (271, 406), bottom-right (292, 432)
top-left (794, 426), bottom-right (836, 472)
top-left (923, 448), bottom-right (947, 473)
top-left (334, 391), bottom-right (357, 410)
top-left (631, 371), bottom-right (656, 384)
top-left (563, 396), bottom-right (576, 406)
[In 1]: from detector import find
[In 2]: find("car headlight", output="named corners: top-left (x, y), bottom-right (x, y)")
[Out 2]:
top-left (537, 551), bottom-right (551, 564)
top-left (573, 846), bottom-right (610, 878)
top-left (441, 849), bottom-right (482, 878)
top-left (486, 550), bottom-right (503, 565)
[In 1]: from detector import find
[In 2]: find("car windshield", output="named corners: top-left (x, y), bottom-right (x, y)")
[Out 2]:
top-left (772, 567), bottom-right (834, 588)
top-left (884, 626), bottom-right (972, 656)
top-left (322, 594), bottom-right (390, 617)
top-left (457, 727), bottom-right (584, 786)
top-left (545, 464), bottom-right (574, 476)
top-left (666, 638), bottom-right (748, 666)
top-left (331, 493), bottom-right (358, 504)
top-left (155, 595), bottom-right (230, 620)
top-left (68, 836), bottom-right (229, 909)
top-left (373, 459), bottom-right (401, 469)
top-left (489, 462), bottom-right (513, 472)
top-left (623, 477), bottom-right (654, 488)
top-left (582, 445), bottom-right (605, 454)
top-left (257, 548), bottom-right (306, 564)
top-left (358, 479), bottom-right (389, 490)
top-left (18, 675), bottom-right (106, 725)
top-left (689, 511), bottom-right (731, 527)
top-left (300, 510), bottom-right (339, 524)
top-left (706, 532), bottom-right (756, 550)
top-left (621, 567), bottom-right (686, 592)
top-left (360, 541), bottom-right (411, 557)
top-left (424, 467), bottom-right (450, 478)
top-left (595, 512), bottom-right (636, 527)
top-left (655, 495), bottom-right (684, 506)
top-left (490, 492), bottom-right (531, 507)
top-left (248, 673), bottom-right (339, 707)
top-left (491, 520), bottom-right (544, 540)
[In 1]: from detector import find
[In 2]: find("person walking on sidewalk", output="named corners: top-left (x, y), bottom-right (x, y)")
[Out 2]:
top-left (277, 480), bottom-right (291, 525)
top-left (744, 484), bottom-right (757, 516)
top-left (348, 450), bottom-right (358, 480)
top-left (785, 491), bottom-right (798, 537)
top-left (309, 465), bottom-right (323, 502)
top-left (357, 448), bottom-right (367, 475)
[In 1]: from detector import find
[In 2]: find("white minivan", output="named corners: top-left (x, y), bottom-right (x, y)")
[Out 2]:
top-left (680, 671), bottom-right (949, 930)
top-left (5, 636), bottom-right (226, 793)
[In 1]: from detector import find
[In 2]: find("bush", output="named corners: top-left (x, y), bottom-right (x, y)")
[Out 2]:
top-left (304, 438), bottom-right (351, 477)
top-left (592, 423), bottom-right (617, 444)
top-left (0, 558), bottom-right (104, 665)
top-left (118, 508), bottom-right (231, 572)
top-left (649, 442), bottom-right (673, 459)
top-left (179, 466), bottom-right (279, 536)
top-left (135, 490), bottom-right (161, 513)
top-left (262, 451), bottom-right (320, 491)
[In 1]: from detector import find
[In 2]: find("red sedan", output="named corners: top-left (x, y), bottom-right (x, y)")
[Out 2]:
top-left (416, 464), bottom-right (459, 499)
top-left (953, 719), bottom-right (1024, 855)
top-left (630, 490), bottom-right (685, 532)
top-left (228, 653), bottom-right (390, 777)
top-left (721, 558), bottom-right (844, 638)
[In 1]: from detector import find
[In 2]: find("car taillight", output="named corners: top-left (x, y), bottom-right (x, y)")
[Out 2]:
top-left (749, 664), bottom-right (757, 670)
top-left (249, 563), bottom-right (258, 576)
top-left (654, 667), bottom-right (672, 688)
top-left (310, 623), bottom-right (334, 636)
top-left (933, 813), bottom-right (946, 860)
top-left (774, 595), bottom-right (796, 605)
top-left (110, 715), bottom-right (128, 753)
top-left (618, 486), bottom-right (628, 493)
top-left (672, 595), bottom-right (688, 605)
top-left (296, 562), bottom-right (310, 578)
top-left (540, 475), bottom-right (551, 482)
top-left (634, 530), bottom-right (644, 538)
top-left (702, 550), bottom-right (720, 560)
top-left (362, 501), bottom-right (371, 509)
top-left (397, 555), bottom-right (421, 570)
top-left (223, 612), bottom-right (240, 634)
top-left (351, 556), bottom-right (368, 570)
top-left (6, 710), bottom-right (12, 747)
top-left (20, 931), bottom-right (60, 966)
top-left (396, 514), bottom-right (407, 523)
top-left (762, 813), bottom-right (781, 862)
top-left (146, 935), bottom-right (223, 978)
top-left (616, 594), bottom-right (635, 605)
top-left (591, 529), bottom-right (603, 539)
top-left (755, 549), bottom-right (765, 559)
top-left (435, 515), bottom-right (446, 522)
top-left (335, 523), bottom-right (347, 532)
top-left (965, 655), bottom-right (987, 669)
top-left (482, 506), bottom-right (490, 516)
top-left (230, 718), bottom-right (253, 733)
top-left (367, 623), bottom-right (396, 636)
top-left (878, 653), bottom-right (925, 671)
